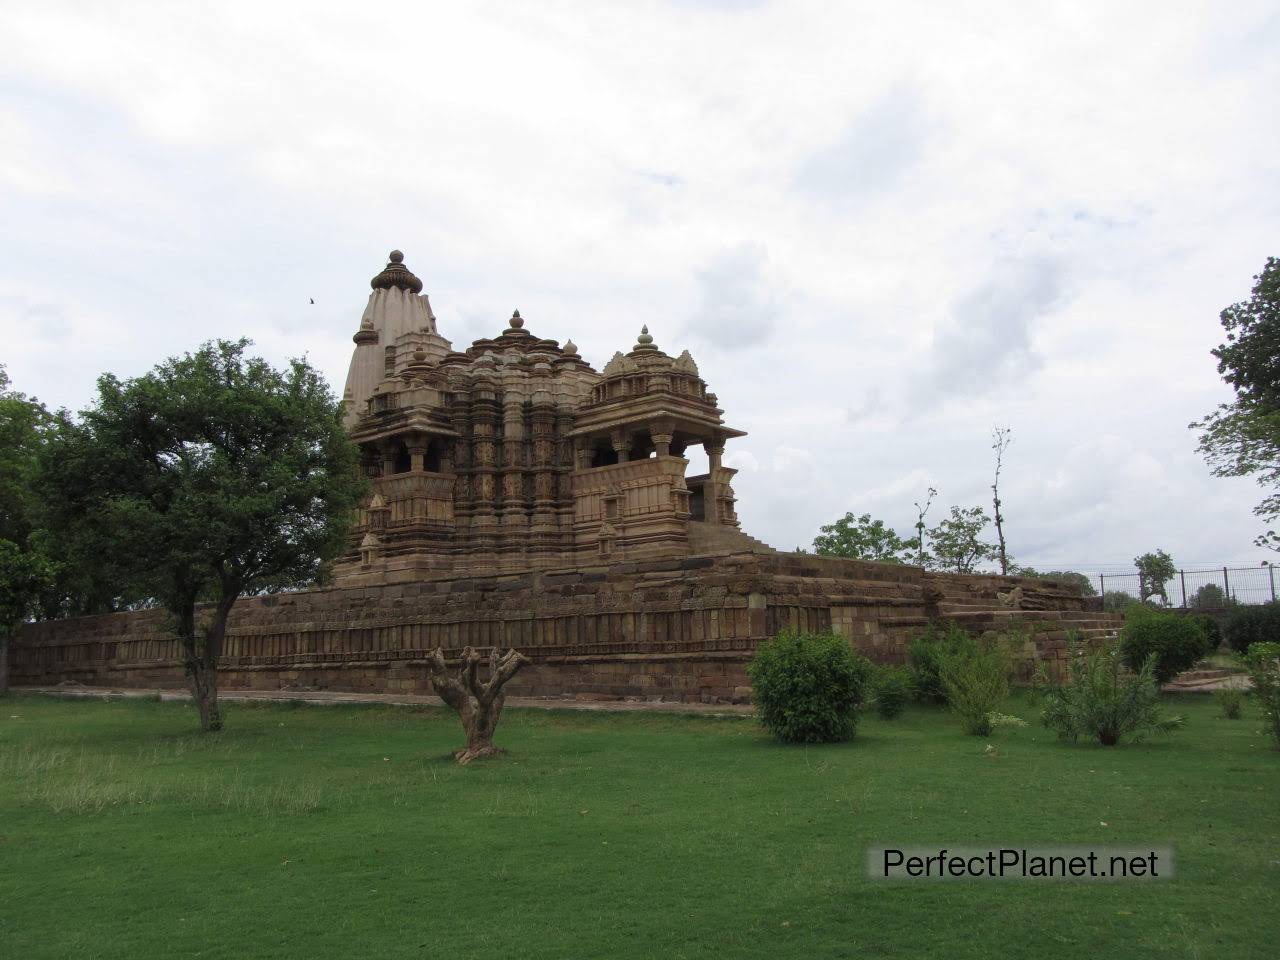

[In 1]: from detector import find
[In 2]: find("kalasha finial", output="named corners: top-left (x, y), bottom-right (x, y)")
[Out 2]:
top-left (509, 309), bottom-right (524, 330)
top-left (634, 325), bottom-right (657, 351)
top-left (563, 338), bottom-right (579, 357)
top-left (371, 249), bottom-right (423, 294)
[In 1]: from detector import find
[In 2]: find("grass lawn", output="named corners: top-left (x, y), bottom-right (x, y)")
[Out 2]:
top-left (1, 692), bottom-right (1277, 959)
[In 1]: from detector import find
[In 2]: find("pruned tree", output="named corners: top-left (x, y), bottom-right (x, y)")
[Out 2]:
top-left (1135, 549), bottom-right (1176, 605)
top-left (426, 646), bottom-right (531, 763)
top-left (42, 340), bottom-right (365, 731)
top-left (912, 487), bottom-right (937, 568)
top-left (991, 426), bottom-right (1012, 575)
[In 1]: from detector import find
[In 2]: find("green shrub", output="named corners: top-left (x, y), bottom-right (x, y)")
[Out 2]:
top-left (1241, 641), bottom-right (1280, 749)
top-left (747, 631), bottom-right (874, 743)
top-left (1119, 607), bottom-right (1208, 684)
top-left (1189, 614), bottom-right (1222, 651)
top-left (873, 666), bottom-right (912, 720)
top-left (907, 622), bottom-right (978, 703)
top-left (1224, 603), bottom-right (1280, 654)
top-left (938, 636), bottom-right (1013, 736)
top-left (1039, 643), bottom-right (1185, 746)
top-left (1214, 686), bottom-right (1245, 720)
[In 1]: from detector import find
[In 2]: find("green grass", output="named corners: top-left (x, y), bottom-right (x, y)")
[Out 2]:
top-left (1, 693), bottom-right (1277, 959)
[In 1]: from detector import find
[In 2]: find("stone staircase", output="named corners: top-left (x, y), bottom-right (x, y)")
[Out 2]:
top-left (686, 521), bottom-right (776, 556)
top-left (934, 606), bottom-right (1125, 647)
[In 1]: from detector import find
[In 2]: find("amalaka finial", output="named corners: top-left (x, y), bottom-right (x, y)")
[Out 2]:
top-left (371, 249), bottom-right (422, 294)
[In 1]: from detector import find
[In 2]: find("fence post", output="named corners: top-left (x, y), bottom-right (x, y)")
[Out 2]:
top-left (1271, 564), bottom-right (1276, 603)
top-left (1099, 574), bottom-right (1105, 604)
top-left (1180, 570), bottom-right (1188, 609)
top-left (1223, 566), bottom-right (1230, 603)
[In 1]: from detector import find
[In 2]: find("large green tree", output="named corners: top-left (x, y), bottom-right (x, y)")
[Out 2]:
top-left (925, 505), bottom-right (997, 574)
top-left (1193, 257), bottom-right (1280, 548)
top-left (812, 512), bottom-right (915, 563)
top-left (0, 366), bottom-right (56, 693)
top-left (44, 341), bottom-right (366, 730)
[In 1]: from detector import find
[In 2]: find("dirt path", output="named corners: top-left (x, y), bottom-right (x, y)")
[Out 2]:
top-left (10, 685), bottom-right (757, 717)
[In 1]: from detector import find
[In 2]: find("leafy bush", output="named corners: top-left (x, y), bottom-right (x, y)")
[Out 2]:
top-left (747, 631), bottom-right (874, 743)
top-left (1103, 590), bottom-right (1141, 613)
top-left (938, 636), bottom-right (1014, 736)
top-left (873, 666), bottom-right (912, 720)
top-left (1119, 607), bottom-right (1208, 684)
top-left (1241, 641), bottom-right (1280, 749)
top-left (1224, 602), bottom-right (1280, 654)
top-left (1189, 614), bottom-right (1222, 651)
top-left (1039, 643), bottom-right (1185, 746)
top-left (907, 622), bottom-right (978, 703)
top-left (1214, 686), bottom-right (1245, 720)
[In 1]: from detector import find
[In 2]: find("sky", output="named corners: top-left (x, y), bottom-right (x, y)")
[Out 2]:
top-left (1, 0), bottom-right (1278, 576)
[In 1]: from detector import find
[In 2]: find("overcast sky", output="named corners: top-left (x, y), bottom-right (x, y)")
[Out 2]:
top-left (2, 1), bottom-right (1277, 575)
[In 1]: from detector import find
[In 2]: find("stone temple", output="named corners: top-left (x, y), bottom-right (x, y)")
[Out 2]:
top-left (10, 252), bottom-right (1123, 702)
top-left (336, 250), bottom-right (761, 585)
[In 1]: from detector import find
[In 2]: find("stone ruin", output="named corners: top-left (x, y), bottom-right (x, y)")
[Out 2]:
top-left (9, 251), bottom-right (1123, 701)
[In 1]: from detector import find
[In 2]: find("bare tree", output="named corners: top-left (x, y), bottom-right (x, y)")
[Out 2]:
top-left (991, 426), bottom-right (1012, 575)
top-left (912, 487), bottom-right (937, 568)
top-left (426, 646), bottom-right (531, 764)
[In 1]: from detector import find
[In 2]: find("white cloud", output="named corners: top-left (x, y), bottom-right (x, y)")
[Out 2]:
top-left (1, 0), bottom-right (1277, 570)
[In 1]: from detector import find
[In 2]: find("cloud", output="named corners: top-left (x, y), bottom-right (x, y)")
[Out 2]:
top-left (684, 244), bottom-right (777, 350)
top-left (924, 257), bottom-right (1068, 397)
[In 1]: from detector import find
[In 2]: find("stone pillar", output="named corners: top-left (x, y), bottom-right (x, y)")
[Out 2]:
top-left (407, 438), bottom-right (428, 472)
top-left (381, 441), bottom-right (398, 477)
top-left (650, 421), bottom-right (673, 458)
top-left (704, 441), bottom-right (725, 524)
top-left (611, 429), bottom-right (630, 462)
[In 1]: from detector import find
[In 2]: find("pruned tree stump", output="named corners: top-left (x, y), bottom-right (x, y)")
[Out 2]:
top-left (425, 646), bottom-right (530, 764)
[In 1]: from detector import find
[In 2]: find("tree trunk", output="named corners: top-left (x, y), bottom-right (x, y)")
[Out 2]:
top-left (0, 634), bottom-right (10, 696)
top-left (188, 660), bottom-right (223, 732)
top-left (426, 646), bottom-right (529, 764)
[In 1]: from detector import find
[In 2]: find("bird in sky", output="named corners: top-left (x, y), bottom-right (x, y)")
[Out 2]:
top-left (309, 298), bottom-right (315, 304)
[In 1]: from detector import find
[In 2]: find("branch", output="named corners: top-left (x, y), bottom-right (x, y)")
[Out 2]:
top-left (425, 648), bottom-right (469, 713)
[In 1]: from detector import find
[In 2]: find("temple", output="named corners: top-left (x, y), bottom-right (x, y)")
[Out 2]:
top-left (335, 251), bottom-right (765, 584)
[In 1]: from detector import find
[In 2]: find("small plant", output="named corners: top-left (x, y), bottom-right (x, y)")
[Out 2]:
top-left (1241, 641), bottom-right (1280, 749)
top-left (1224, 602), bottom-right (1280, 654)
top-left (1119, 606), bottom-right (1208, 684)
top-left (907, 622), bottom-right (978, 703)
top-left (747, 631), bottom-right (874, 743)
top-left (1214, 686), bottom-right (1245, 720)
top-left (873, 666), bottom-right (912, 720)
top-left (938, 636), bottom-right (1013, 736)
top-left (1039, 642), bottom-right (1185, 746)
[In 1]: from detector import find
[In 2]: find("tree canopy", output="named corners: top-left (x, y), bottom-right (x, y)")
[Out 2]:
top-left (812, 512), bottom-right (914, 563)
top-left (925, 505), bottom-right (997, 574)
top-left (1193, 256), bottom-right (1280, 548)
top-left (43, 341), bottom-right (366, 729)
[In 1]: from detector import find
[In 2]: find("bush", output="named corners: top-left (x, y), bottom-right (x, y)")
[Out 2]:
top-left (873, 666), bottom-right (912, 720)
top-left (1214, 686), bottom-right (1245, 719)
top-left (907, 622), bottom-right (978, 703)
top-left (1224, 602), bottom-right (1280, 654)
top-left (938, 636), bottom-right (1013, 736)
top-left (1189, 614), bottom-right (1222, 651)
top-left (1119, 607), bottom-right (1208, 684)
top-left (1241, 641), bottom-right (1280, 749)
top-left (747, 631), bottom-right (874, 743)
top-left (1039, 643), bottom-right (1185, 746)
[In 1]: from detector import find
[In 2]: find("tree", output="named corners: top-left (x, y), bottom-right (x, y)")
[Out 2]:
top-left (926, 505), bottom-right (997, 574)
top-left (1189, 582), bottom-right (1230, 610)
top-left (912, 487), bottom-right (937, 568)
top-left (425, 646), bottom-right (530, 763)
top-left (991, 426), bottom-right (1012, 575)
top-left (1135, 549), bottom-right (1176, 605)
top-left (0, 367), bottom-right (55, 693)
top-left (1192, 257), bottom-right (1280, 549)
top-left (812, 512), bottom-right (912, 562)
top-left (43, 341), bottom-right (365, 730)
top-left (1103, 590), bottom-right (1140, 612)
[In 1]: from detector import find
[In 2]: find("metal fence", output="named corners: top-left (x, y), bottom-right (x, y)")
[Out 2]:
top-left (1090, 565), bottom-right (1278, 609)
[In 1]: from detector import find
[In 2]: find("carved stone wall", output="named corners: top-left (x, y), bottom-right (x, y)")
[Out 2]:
top-left (9, 554), bottom-right (1121, 700)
